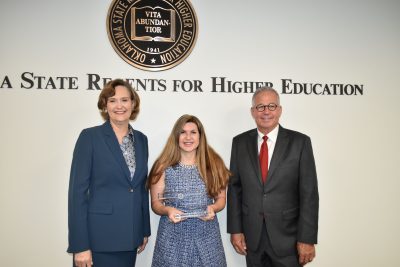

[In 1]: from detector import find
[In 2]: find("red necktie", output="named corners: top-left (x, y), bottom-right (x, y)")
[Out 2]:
top-left (259, 135), bottom-right (268, 183)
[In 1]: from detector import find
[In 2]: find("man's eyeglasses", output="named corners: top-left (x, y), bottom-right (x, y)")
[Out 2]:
top-left (254, 103), bottom-right (279, 112)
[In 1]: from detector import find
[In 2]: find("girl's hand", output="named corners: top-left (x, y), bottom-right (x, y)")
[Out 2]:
top-left (166, 207), bottom-right (184, 223)
top-left (200, 205), bottom-right (215, 221)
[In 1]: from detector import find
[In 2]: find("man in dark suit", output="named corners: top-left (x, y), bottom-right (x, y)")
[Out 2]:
top-left (227, 87), bottom-right (319, 267)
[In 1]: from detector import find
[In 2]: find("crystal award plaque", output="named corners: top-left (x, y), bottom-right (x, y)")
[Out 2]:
top-left (158, 191), bottom-right (208, 219)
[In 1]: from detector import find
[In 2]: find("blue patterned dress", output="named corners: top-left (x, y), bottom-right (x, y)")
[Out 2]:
top-left (152, 163), bottom-right (227, 267)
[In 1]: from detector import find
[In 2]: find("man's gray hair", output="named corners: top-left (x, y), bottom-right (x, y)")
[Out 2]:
top-left (252, 87), bottom-right (280, 106)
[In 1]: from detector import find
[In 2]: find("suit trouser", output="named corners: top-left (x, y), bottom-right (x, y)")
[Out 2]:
top-left (246, 221), bottom-right (301, 267)
top-left (73, 251), bottom-right (137, 267)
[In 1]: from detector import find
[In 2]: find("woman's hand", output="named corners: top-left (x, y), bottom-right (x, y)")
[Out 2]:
top-left (74, 250), bottom-right (92, 267)
top-left (137, 237), bottom-right (148, 254)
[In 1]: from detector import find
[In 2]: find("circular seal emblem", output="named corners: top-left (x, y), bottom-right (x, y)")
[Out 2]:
top-left (107, 0), bottom-right (198, 71)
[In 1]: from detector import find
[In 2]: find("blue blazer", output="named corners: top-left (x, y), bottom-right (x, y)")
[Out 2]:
top-left (67, 121), bottom-right (151, 253)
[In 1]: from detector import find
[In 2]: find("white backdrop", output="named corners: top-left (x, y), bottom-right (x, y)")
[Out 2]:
top-left (1, 1), bottom-right (400, 266)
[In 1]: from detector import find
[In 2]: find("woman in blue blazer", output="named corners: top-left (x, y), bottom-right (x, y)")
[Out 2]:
top-left (68, 79), bottom-right (150, 267)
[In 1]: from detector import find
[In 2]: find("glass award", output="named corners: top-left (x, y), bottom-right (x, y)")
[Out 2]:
top-left (158, 191), bottom-right (208, 219)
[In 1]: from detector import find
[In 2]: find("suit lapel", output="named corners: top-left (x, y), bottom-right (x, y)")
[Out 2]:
top-left (246, 129), bottom-right (263, 186)
top-left (265, 125), bottom-right (289, 185)
top-left (101, 121), bottom-right (132, 182)
top-left (130, 130), bottom-right (144, 187)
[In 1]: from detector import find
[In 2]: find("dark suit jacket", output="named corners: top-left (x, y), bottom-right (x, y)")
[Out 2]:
top-left (227, 125), bottom-right (318, 257)
top-left (67, 121), bottom-right (150, 253)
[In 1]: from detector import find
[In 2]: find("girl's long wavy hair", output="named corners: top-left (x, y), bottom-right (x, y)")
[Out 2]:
top-left (147, 114), bottom-right (230, 197)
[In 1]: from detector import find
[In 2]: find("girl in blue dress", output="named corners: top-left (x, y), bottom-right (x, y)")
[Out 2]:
top-left (148, 114), bottom-right (230, 267)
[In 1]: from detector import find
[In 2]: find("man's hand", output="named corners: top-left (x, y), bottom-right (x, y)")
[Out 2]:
top-left (297, 242), bottom-right (315, 265)
top-left (74, 250), bottom-right (92, 267)
top-left (230, 233), bottom-right (247, 255)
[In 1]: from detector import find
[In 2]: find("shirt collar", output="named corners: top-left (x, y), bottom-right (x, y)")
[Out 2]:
top-left (257, 125), bottom-right (279, 143)
top-left (128, 125), bottom-right (134, 137)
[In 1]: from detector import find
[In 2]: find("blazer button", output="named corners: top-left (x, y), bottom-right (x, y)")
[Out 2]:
top-left (129, 188), bottom-right (134, 192)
